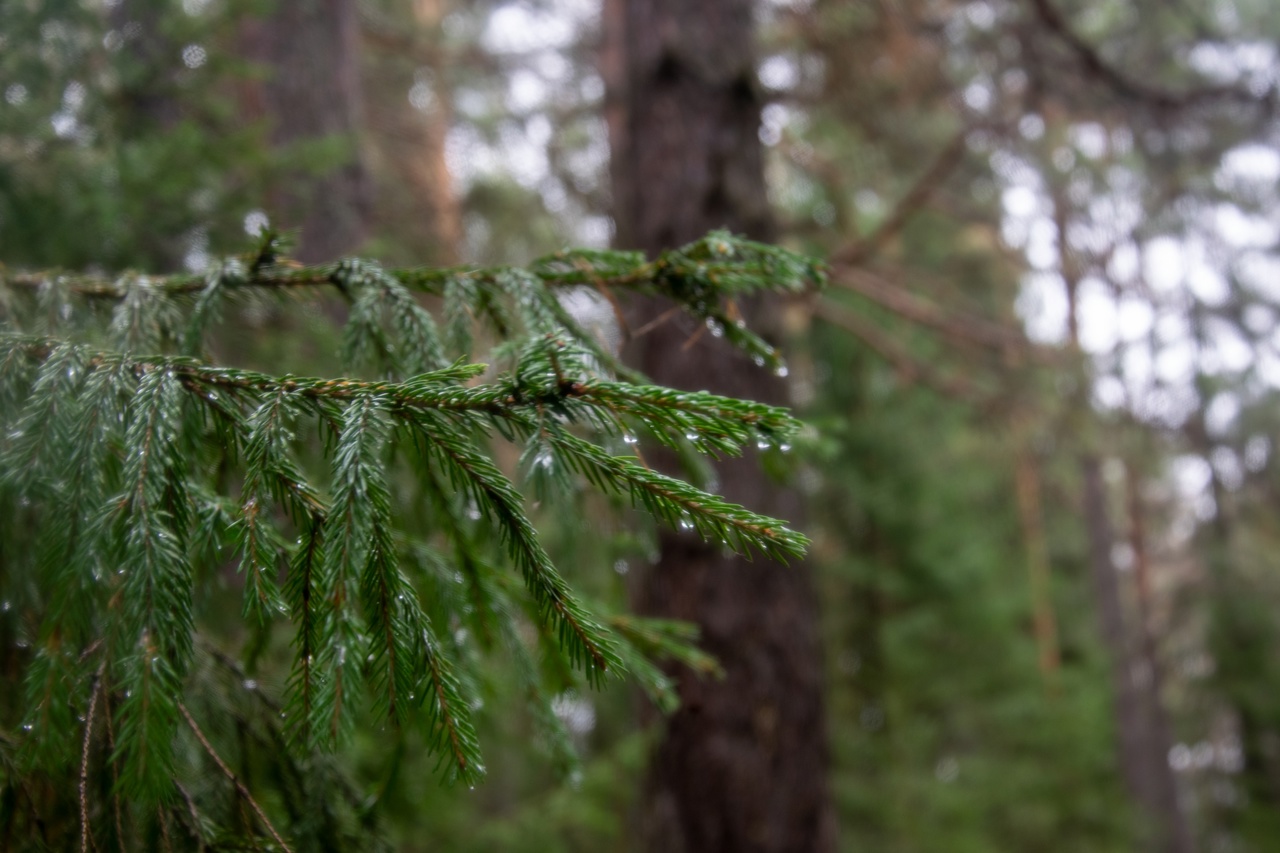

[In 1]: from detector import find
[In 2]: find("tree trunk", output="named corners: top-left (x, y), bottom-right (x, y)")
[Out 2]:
top-left (1055, 181), bottom-right (1192, 853)
top-left (602, 2), bottom-right (835, 851)
top-left (243, 0), bottom-right (372, 261)
top-left (1082, 456), bottom-right (1193, 853)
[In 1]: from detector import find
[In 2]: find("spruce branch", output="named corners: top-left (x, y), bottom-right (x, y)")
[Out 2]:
top-left (2, 231), bottom-right (823, 372)
top-left (113, 366), bottom-right (196, 801)
top-left (283, 516), bottom-right (325, 752)
top-left (0, 227), bottom-right (821, 821)
top-left (542, 430), bottom-right (808, 562)
top-left (402, 408), bottom-right (621, 684)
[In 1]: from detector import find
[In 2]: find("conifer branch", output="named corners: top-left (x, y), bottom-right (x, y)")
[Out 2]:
top-left (2, 232), bottom-right (823, 372)
top-left (0, 229), bottom-right (821, 817)
top-left (543, 430), bottom-right (809, 562)
top-left (404, 411), bottom-right (620, 682)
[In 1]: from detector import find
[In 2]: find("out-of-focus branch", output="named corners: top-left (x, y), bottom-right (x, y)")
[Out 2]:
top-left (1028, 0), bottom-right (1275, 111)
top-left (814, 298), bottom-right (981, 399)
top-left (830, 265), bottom-right (1037, 354)
top-left (831, 129), bottom-right (968, 267)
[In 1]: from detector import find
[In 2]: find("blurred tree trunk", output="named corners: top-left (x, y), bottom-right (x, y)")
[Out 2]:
top-left (407, 0), bottom-right (461, 263)
top-left (108, 0), bottom-right (185, 268)
top-left (602, 2), bottom-right (834, 851)
top-left (359, 0), bottom-right (462, 265)
top-left (1082, 456), bottom-right (1193, 853)
top-left (1060, 190), bottom-right (1193, 853)
top-left (243, 0), bottom-right (372, 261)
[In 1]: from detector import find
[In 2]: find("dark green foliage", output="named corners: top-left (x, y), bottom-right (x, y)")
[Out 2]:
top-left (0, 231), bottom-right (816, 846)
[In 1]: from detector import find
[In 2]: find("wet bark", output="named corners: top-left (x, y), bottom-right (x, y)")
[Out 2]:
top-left (603, 1), bottom-right (834, 851)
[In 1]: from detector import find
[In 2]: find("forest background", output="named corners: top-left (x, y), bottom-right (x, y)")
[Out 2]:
top-left (3, 0), bottom-right (1280, 851)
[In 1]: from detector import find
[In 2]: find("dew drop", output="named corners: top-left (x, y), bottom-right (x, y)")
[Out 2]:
top-left (779, 443), bottom-right (792, 453)
top-left (243, 679), bottom-right (258, 690)
top-left (774, 365), bottom-right (789, 378)
top-left (756, 440), bottom-right (770, 451)
top-left (623, 433), bottom-right (638, 445)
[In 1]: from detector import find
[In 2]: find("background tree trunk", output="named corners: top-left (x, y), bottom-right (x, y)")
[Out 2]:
top-left (1061, 182), bottom-right (1193, 852)
top-left (243, 0), bottom-right (372, 261)
top-left (1082, 455), bottom-right (1193, 853)
top-left (602, 1), bottom-right (835, 850)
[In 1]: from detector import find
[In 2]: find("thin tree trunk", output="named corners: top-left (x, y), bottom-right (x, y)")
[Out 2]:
top-left (409, 0), bottom-right (461, 263)
top-left (1056, 186), bottom-right (1192, 852)
top-left (1012, 436), bottom-right (1061, 692)
top-left (1082, 456), bottom-right (1193, 853)
top-left (602, 2), bottom-right (834, 851)
top-left (1123, 462), bottom-right (1193, 846)
top-left (243, 0), bottom-right (372, 261)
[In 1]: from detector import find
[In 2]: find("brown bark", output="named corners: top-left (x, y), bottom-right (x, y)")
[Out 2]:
top-left (242, 0), bottom-right (372, 262)
top-left (409, 0), bottom-right (462, 262)
top-left (360, 0), bottom-right (462, 264)
top-left (1012, 438), bottom-right (1061, 691)
top-left (603, 1), bottom-right (834, 851)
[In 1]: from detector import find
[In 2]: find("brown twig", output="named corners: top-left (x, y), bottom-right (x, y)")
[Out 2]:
top-left (157, 807), bottom-right (173, 853)
top-left (80, 664), bottom-right (105, 853)
top-left (178, 702), bottom-right (293, 853)
top-left (174, 783), bottom-right (207, 853)
top-left (630, 305), bottom-right (681, 338)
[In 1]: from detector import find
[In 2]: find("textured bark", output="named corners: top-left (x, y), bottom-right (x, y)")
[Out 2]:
top-left (603, 1), bottom-right (835, 851)
top-left (243, 0), bottom-right (372, 261)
